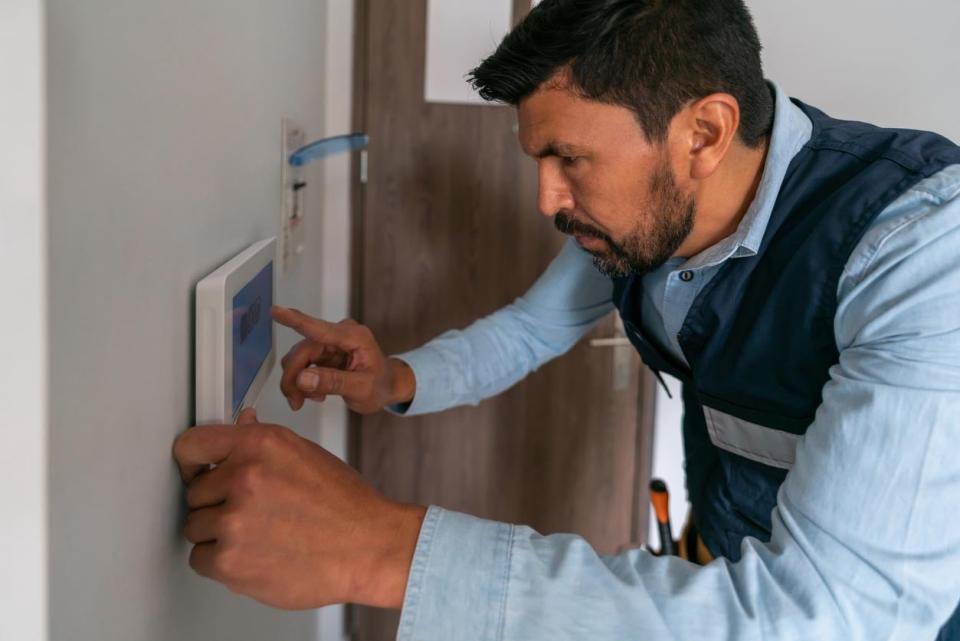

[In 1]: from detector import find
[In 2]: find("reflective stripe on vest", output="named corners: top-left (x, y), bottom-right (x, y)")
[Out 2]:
top-left (702, 406), bottom-right (801, 470)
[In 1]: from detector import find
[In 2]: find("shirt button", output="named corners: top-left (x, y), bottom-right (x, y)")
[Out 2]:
top-left (679, 270), bottom-right (695, 282)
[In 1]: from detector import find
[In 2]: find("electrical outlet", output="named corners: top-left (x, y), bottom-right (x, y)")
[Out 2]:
top-left (279, 117), bottom-right (307, 274)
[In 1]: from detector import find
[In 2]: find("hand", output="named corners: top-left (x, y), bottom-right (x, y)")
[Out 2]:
top-left (172, 408), bottom-right (427, 610)
top-left (271, 306), bottom-right (416, 414)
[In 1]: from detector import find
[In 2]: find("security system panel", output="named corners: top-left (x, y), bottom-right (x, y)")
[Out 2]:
top-left (195, 238), bottom-right (277, 424)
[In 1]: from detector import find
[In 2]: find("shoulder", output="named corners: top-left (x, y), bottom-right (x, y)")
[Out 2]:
top-left (841, 164), bottom-right (960, 292)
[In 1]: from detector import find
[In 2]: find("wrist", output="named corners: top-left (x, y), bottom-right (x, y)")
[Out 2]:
top-left (355, 502), bottom-right (427, 609)
top-left (386, 358), bottom-right (416, 406)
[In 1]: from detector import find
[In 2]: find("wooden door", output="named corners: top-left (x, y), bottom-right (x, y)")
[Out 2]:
top-left (350, 1), bottom-right (657, 638)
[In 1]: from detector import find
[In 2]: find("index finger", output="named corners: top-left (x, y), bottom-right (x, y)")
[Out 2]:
top-left (271, 306), bottom-right (365, 351)
top-left (172, 425), bottom-right (237, 483)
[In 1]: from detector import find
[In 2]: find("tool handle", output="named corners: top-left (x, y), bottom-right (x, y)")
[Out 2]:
top-left (650, 478), bottom-right (677, 556)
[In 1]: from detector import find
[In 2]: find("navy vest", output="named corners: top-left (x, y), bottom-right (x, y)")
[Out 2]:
top-left (612, 100), bottom-right (960, 638)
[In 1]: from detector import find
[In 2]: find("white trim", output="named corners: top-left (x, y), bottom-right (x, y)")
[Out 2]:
top-left (316, 1), bottom-right (353, 639)
top-left (0, 1), bottom-right (49, 638)
top-left (703, 406), bottom-right (801, 470)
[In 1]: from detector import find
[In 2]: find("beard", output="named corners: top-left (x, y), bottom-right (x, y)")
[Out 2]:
top-left (554, 160), bottom-right (695, 278)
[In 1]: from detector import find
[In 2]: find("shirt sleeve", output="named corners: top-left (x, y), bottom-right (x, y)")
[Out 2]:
top-left (397, 171), bottom-right (960, 641)
top-left (388, 238), bottom-right (614, 416)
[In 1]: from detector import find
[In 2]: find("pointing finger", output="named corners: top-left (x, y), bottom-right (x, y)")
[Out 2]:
top-left (271, 306), bottom-right (367, 352)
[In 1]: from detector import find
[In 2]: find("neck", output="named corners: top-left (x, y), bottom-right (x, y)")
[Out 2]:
top-left (675, 137), bottom-right (770, 258)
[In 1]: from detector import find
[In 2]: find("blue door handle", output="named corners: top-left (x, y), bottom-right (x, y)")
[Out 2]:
top-left (288, 133), bottom-right (369, 167)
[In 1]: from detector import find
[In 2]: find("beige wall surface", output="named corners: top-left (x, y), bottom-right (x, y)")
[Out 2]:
top-left (751, 0), bottom-right (960, 141)
top-left (45, 0), bottom-right (334, 639)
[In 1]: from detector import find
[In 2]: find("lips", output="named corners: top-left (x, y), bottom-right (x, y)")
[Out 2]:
top-left (574, 234), bottom-right (607, 251)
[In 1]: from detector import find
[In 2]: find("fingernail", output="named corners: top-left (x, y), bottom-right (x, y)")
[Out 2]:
top-left (299, 370), bottom-right (319, 391)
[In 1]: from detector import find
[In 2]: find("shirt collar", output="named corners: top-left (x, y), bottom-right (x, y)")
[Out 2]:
top-left (680, 81), bottom-right (813, 271)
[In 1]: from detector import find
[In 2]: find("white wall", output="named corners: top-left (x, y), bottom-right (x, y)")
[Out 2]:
top-left (752, 0), bottom-right (960, 141)
top-left (0, 2), bottom-right (48, 640)
top-left (45, 0), bottom-right (339, 639)
top-left (650, 0), bottom-right (960, 544)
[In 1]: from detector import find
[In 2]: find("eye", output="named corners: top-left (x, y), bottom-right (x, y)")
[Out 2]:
top-left (562, 156), bottom-right (579, 166)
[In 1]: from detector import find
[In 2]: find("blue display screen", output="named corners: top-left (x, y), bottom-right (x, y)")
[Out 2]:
top-left (232, 263), bottom-right (273, 414)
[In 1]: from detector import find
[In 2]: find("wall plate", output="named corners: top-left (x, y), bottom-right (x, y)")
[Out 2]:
top-left (279, 117), bottom-right (306, 274)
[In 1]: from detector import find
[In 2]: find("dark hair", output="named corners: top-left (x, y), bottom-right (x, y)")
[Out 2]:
top-left (469, 0), bottom-right (773, 148)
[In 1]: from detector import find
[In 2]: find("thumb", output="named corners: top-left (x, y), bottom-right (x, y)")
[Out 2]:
top-left (236, 407), bottom-right (259, 425)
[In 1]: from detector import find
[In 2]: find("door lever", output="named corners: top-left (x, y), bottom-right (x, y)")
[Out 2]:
top-left (590, 314), bottom-right (630, 348)
top-left (589, 316), bottom-right (634, 390)
top-left (589, 337), bottom-right (632, 348)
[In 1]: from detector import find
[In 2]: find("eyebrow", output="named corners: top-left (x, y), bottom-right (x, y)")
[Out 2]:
top-left (530, 141), bottom-right (585, 159)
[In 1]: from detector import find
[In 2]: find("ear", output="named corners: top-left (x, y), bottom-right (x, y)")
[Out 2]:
top-left (675, 93), bottom-right (741, 181)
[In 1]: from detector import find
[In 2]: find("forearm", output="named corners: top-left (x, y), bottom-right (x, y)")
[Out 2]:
top-left (397, 493), bottom-right (956, 641)
top-left (391, 239), bottom-right (614, 416)
top-left (390, 303), bottom-right (592, 415)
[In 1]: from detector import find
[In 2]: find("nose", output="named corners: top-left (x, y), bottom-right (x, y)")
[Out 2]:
top-left (537, 161), bottom-right (575, 218)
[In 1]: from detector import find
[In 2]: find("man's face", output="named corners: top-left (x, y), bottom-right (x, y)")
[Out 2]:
top-left (518, 82), bottom-right (695, 277)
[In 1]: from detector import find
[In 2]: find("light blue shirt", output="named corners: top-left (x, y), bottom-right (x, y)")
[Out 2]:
top-left (392, 83), bottom-right (960, 641)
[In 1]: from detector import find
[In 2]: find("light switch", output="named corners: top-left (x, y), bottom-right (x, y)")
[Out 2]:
top-left (279, 117), bottom-right (306, 274)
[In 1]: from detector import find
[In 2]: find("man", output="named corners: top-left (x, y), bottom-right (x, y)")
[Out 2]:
top-left (172, 0), bottom-right (960, 639)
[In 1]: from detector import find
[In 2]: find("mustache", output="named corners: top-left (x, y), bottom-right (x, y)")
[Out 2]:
top-left (553, 213), bottom-right (614, 245)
